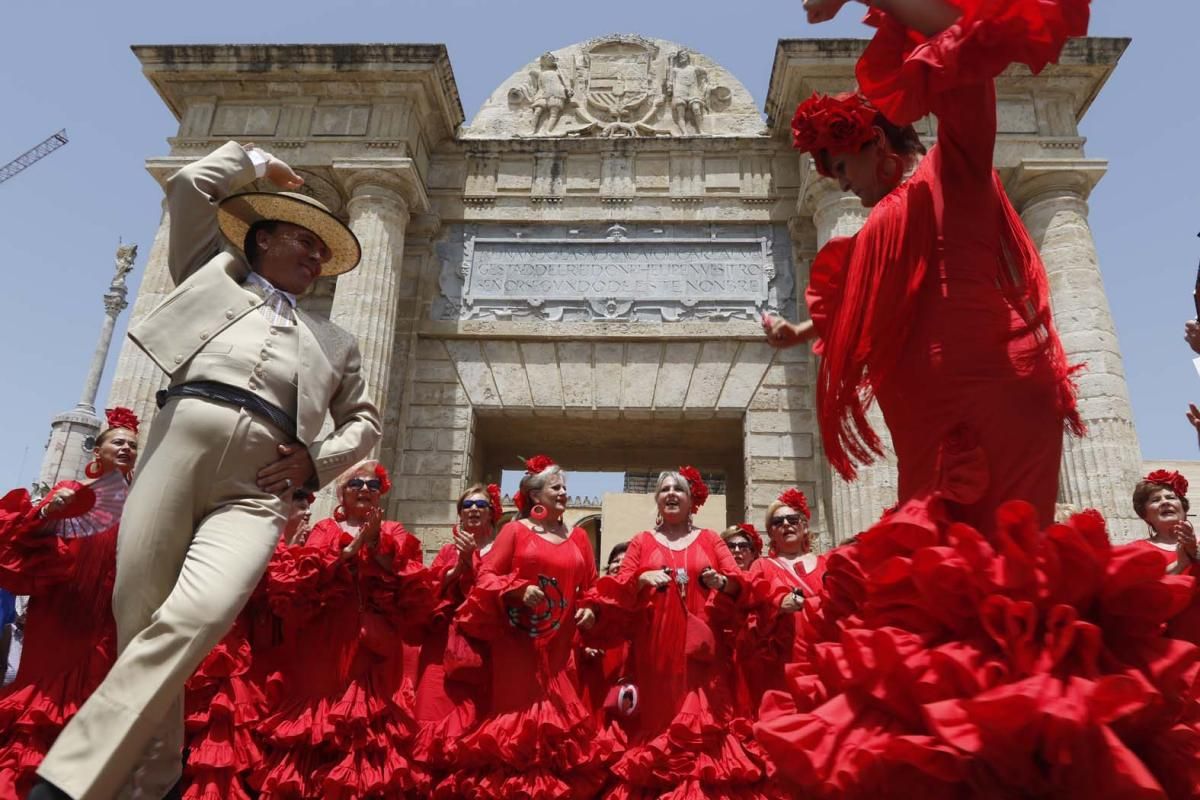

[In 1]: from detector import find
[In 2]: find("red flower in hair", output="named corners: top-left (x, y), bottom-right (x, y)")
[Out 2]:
top-left (778, 488), bottom-right (812, 520)
top-left (513, 491), bottom-right (528, 514)
top-left (678, 465), bottom-right (709, 510)
top-left (736, 523), bottom-right (764, 556)
top-left (523, 455), bottom-right (557, 475)
top-left (105, 407), bottom-right (140, 434)
top-left (303, 491), bottom-right (316, 504)
top-left (374, 463), bottom-right (392, 495)
top-left (487, 483), bottom-right (503, 523)
top-left (1145, 470), bottom-right (1188, 499)
top-left (791, 92), bottom-right (878, 177)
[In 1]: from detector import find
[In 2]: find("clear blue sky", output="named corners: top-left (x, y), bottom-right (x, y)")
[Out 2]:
top-left (0, 2), bottom-right (1193, 496)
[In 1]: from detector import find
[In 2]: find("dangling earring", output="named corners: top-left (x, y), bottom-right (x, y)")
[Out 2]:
top-left (655, 514), bottom-right (664, 528)
top-left (530, 504), bottom-right (549, 522)
top-left (334, 504), bottom-right (347, 522)
top-left (85, 459), bottom-right (104, 478)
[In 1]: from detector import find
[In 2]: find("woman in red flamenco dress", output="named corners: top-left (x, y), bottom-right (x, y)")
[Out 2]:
top-left (410, 482), bottom-right (502, 795)
top-left (255, 459), bottom-right (432, 799)
top-left (589, 468), bottom-right (774, 800)
top-left (0, 407), bottom-right (138, 798)
top-left (445, 455), bottom-right (611, 799)
top-left (740, 489), bottom-right (826, 708)
top-left (754, 2), bottom-right (1200, 796)
top-left (763, 0), bottom-right (1086, 532)
top-left (180, 488), bottom-right (314, 800)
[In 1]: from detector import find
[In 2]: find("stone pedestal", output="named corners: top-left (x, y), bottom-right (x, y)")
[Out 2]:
top-left (1011, 159), bottom-right (1143, 539)
top-left (328, 175), bottom-right (411, 437)
top-left (807, 176), bottom-right (898, 542)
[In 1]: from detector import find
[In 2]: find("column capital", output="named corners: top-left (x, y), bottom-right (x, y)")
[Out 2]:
top-left (1006, 158), bottom-right (1108, 211)
top-left (333, 157), bottom-right (430, 216)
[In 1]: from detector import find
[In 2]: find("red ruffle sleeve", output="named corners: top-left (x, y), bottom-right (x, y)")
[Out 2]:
top-left (455, 522), bottom-right (535, 642)
top-left (0, 484), bottom-right (91, 594)
top-left (857, 0), bottom-right (1090, 127)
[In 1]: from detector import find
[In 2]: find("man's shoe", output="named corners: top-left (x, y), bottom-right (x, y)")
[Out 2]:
top-left (27, 780), bottom-right (73, 800)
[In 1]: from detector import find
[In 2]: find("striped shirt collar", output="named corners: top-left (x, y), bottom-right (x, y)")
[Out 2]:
top-left (244, 270), bottom-right (297, 308)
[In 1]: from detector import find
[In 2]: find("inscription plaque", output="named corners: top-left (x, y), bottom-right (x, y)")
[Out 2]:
top-left (433, 223), bottom-right (795, 322)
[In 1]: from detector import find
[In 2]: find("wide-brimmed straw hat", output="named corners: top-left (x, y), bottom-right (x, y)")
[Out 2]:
top-left (217, 191), bottom-right (361, 277)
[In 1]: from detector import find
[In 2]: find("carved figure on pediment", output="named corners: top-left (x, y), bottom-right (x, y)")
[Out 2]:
top-left (527, 53), bottom-right (574, 134)
top-left (666, 50), bottom-right (707, 135)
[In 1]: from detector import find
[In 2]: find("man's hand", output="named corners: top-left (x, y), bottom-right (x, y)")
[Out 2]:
top-left (257, 443), bottom-right (316, 496)
top-left (245, 144), bottom-right (304, 190)
top-left (1186, 320), bottom-right (1200, 355)
top-left (802, 0), bottom-right (850, 24)
top-left (762, 312), bottom-right (816, 350)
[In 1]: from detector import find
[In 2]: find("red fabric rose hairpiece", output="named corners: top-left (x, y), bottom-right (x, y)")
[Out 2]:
top-left (777, 488), bottom-right (812, 520)
top-left (678, 466), bottom-right (709, 510)
top-left (1144, 469), bottom-right (1188, 499)
top-left (736, 523), bottom-right (763, 556)
top-left (374, 463), bottom-right (392, 495)
top-left (791, 91), bottom-right (879, 178)
top-left (515, 455), bottom-right (557, 514)
top-left (105, 407), bottom-right (140, 434)
top-left (487, 483), bottom-right (503, 524)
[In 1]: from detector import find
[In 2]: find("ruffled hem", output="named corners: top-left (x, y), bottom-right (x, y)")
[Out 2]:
top-left (0, 488), bottom-right (76, 592)
top-left (611, 695), bottom-right (769, 795)
top-left (857, 0), bottom-right (1090, 126)
top-left (447, 693), bottom-right (617, 799)
top-left (753, 500), bottom-right (1200, 798)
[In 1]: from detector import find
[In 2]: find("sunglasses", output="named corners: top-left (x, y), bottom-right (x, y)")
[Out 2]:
top-left (727, 541), bottom-right (754, 552)
top-left (770, 514), bottom-right (802, 527)
top-left (346, 478), bottom-right (382, 491)
top-left (461, 499), bottom-right (491, 510)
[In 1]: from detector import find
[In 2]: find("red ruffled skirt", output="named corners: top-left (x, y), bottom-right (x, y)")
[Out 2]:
top-left (256, 678), bottom-right (420, 799)
top-left (754, 501), bottom-right (1200, 799)
top-left (440, 672), bottom-right (616, 799)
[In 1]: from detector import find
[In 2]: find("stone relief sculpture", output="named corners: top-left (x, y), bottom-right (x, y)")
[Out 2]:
top-left (666, 50), bottom-right (707, 135)
top-left (479, 35), bottom-right (757, 139)
top-left (509, 52), bottom-right (575, 135)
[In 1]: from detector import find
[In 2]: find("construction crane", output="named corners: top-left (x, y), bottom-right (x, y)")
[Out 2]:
top-left (0, 130), bottom-right (68, 186)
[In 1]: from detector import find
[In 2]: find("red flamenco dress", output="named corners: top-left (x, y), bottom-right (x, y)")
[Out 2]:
top-left (740, 554), bottom-right (827, 707)
top-left (0, 482), bottom-right (118, 799)
top-left (446, 520), bottom-right (611, 799)
top-left (591, 529), bottom-right (774, 800)
top-left (411, 539), bottom-right (491, 796)
top-left (255, 518), bottom-right (432, 799)
top-left (804, 0), bottom-right (1087, 532)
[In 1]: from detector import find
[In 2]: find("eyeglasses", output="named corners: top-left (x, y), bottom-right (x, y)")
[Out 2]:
top-left (727, 542), bottom-right (754, 552)
top-left (346, 478), bottom-right (382, 491)
top-left (461, 499), bottom-right (491, 510)
top-left (770, 514), bottom-right (802, 527)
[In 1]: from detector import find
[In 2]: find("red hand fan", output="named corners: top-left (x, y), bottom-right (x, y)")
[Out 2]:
top-left (51, 470), bottom-right (128, 539)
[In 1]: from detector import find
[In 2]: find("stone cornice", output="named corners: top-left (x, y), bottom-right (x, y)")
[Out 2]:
top-left (131, 43), bottom-right (465, 140)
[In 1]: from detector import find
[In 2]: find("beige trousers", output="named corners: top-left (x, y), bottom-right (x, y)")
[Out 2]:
top-left (38, 397), bottom-right (288, 800)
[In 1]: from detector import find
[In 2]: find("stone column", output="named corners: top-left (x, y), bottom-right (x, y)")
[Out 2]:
top-left (806, 175), bottom-right (898, 542)
top-left (1010, 159), bottom-right (1143, 539)
top-left (328, 174), bottom-right (411, 451)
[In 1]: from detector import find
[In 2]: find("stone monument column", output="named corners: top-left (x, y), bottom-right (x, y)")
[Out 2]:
top-left (1010, 159), bottom-right (1143, 538)
top-left (807, 174), bottom-right (898, 541)
top-left (38, 242), bottom-right (138, 488)
top-left (328, 173), bottom-right (411, 435)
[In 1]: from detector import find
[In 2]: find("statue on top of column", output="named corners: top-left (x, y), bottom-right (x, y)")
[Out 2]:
top-left (112, 243), bottom-right (137, 289)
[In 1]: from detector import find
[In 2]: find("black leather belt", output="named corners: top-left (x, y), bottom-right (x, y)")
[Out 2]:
top-left (156, 381), bottom-right (297, 440)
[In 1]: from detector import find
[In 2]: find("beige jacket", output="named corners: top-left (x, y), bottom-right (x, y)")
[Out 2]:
top-left (129, 141), bottom-right (381, 487)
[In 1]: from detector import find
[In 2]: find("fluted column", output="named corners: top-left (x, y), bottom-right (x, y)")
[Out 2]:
top-left (1011, 159), bottom-right (1143, 540)
top-left (108, 201), bottom-right (175, 440)
top-left (328, 176), bottom-right (410, 447)
top-left (806, 175), bottom-right (898, 542)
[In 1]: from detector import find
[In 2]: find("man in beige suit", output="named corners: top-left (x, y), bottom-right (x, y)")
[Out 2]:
top-left (32, 141), bottom-right (383, 800)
